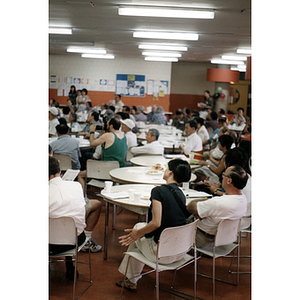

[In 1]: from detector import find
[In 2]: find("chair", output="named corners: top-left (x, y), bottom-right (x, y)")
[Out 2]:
top-left (196, 219), bottom-right (241, 300)
top-left (85, 160), bottom-right (119, 195)
top-left (85, 160), bottom-right (120, 229)
top-left (228, 215), bottom-right (251, 275)
top-left (53, 153), bottom-right (72, 171)
top-left (49, 217), bottom-right (92, 300)
top-left (120, 220), bottom-right (199, 300)
top-left (125, 148), bottom-right (134, 162)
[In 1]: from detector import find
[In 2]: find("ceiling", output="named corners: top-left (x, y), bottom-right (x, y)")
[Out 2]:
top-left (49, 0), bottom-right (251, 63)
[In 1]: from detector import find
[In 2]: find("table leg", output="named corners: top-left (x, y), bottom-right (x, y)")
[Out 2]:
top-left (104, 201), bottom-right (109, 260)
top-left (113, 204), bottom-right (116, 230)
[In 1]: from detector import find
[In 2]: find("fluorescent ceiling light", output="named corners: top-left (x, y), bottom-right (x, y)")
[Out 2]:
top-left (67, 48), bottom-right (106, 54)
top-left (81, 54), bottom-right (115, 59)
top-left (222, 55), bottom-right (247, 61)
top-left (236, 48), bottom-right (251, 55)
top-left (144, 57), bottom-right (178, 62)
top-left (211, 59), bottom-right (245, 65)
top-left (134, 31), bottom-right (198, 41)
top-left (138, 44), bottom-right (188, 51)
top-left (142, 51), bottom-right (181, 57)
top-left (118, 6), bottom-right (214, 19)
top-left (49, 27), bottom-right (72, 35)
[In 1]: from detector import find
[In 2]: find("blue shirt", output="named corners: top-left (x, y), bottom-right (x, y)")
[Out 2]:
top-left (50, 135), bottom-right (82, 170)
top-left (209, 128), bottom-right (219, 142)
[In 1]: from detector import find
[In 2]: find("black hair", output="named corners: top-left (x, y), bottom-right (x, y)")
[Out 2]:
top-left (69, 85), bottom-right (76, 93)
top-left (86, 101), bottom-right (92, 108)
top-left (58, 117), bottom-right (67, 125)
top-left (175, 109), bottom-right (184, 115)
top-left (56, 123), bottom-right (69, 135)
top-left (204, 90), bottom-right (210, 94)
top-left (187, 119), bottom-right (198, 130)
top-left (123, 105), bottom-right (130, 113)
top-left (218, 117), bottom-right (227, 124)
top-left (184, 107), bottom-right (190, 115)
top-left (116, 112), bottom-right (129, 120)
top-left (219, 134), bottom-right (233, 151)
top-left (49, 156), bottom-right (60, 177)
top-left (62, 106), bottom-right (70, 115)
top-left (91, 110), bottom-right (99, 122)
top-left (82, 88), bottom-right (88, 95)
top-left (109, 117), bottom-right (121, 130)
top-left (109, 105), bottom-right (115, 112)
top-left (219, 108), bottom-right (226, 114)
top-left (168, 159), bottom-right (191, 184)
top-left (227, 165), bottom-right (248, 189)
top-left (210, 111), bottom-right (218, 120)
top-left (238, 140), bottom-right (251, 160)
top-left (237, 107), bottom-right (244, 112)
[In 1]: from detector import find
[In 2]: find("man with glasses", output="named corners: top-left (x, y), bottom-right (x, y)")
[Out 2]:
top-left (187, 165), bottom-right (248, 248)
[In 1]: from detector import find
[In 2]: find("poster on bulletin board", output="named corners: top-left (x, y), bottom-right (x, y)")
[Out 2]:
top-left (116, 74), bottom-right (145, 97)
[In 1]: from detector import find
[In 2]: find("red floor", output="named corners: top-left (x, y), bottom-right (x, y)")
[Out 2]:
top-left (49, 193), bottom-right (251, 300)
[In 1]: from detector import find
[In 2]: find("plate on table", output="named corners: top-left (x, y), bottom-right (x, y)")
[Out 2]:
top-left (146, 170), bottom-right (163, 176)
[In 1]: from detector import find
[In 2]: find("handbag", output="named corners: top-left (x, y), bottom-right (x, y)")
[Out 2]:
top-left (164, 185), bottom-right (194, 224)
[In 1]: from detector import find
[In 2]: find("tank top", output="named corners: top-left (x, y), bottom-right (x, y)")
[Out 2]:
top-left (101, 132), bottom-right (128, 167)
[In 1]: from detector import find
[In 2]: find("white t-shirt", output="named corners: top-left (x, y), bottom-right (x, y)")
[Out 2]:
top-left (130, 140), bottom-right (164, 156)
top-left (183, 132), bottom-right (202, 155)
top-left (49, 177), bottom-right (86, 235)
top-left (49, 118), bottom-right (59, 136)
top-left (197, 125), bottom-right (209, 143)
top-left (125, 131), bottom-right (138, 149)
top-left (197, 194), bottom-right (247, 235)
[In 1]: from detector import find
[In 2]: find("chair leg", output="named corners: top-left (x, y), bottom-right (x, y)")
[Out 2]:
top-left (212, 253), bottom-right (215, 300)
top-left (73, 254), bottom-right (78, 300)
top-left (156, 264), bottom-right (159, 300)
top-left (113, 204), bottom-right (116, 230)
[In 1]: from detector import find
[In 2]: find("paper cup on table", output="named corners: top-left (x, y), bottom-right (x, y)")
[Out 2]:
top-left (128, 189), bottom-right (135, 201)
top-left (71, 135), bottom-right (76, 138)
top-left (104, 181), bottom-right (113, 193)
top-left (182, 182), bottom-right (189, 191)
top-left (79, 135), bottom-right (84, 141)
top-left (133, 192), bottom-right (141, 203)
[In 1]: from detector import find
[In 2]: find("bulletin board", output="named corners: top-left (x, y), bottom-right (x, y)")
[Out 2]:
top-left (147, 80), bottom-right (169, 97)
top-left (115, 74), bottom-right (146, 97)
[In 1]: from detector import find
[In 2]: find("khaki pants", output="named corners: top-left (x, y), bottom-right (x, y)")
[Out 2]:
top-left (118, 222), bottom-right (185, 284)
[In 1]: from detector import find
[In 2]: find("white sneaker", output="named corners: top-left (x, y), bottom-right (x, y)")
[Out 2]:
top-left (81, 239), bottom-right (103, 253)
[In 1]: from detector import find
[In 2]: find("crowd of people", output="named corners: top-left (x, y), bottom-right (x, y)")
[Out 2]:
top-left (49, 87), bottom-right (251, 294)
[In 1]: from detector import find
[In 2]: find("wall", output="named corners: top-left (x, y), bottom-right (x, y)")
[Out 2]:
top-left (49, 55), bottom-right (172, 112)
top-left (169, 61), bottom-right (216, 113)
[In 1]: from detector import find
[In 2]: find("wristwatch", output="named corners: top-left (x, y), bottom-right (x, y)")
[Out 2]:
top-left (90, 131), bottom-right (95, 134)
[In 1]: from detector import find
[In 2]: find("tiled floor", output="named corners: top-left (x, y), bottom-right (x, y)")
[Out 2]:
top-left (49, 193), bottom-right (251, 300)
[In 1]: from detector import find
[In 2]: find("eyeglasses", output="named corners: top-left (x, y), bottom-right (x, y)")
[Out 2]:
top-left (222, 173), bottom-right (231, 179)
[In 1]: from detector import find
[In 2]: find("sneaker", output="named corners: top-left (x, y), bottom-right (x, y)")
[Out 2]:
top-left (80, 238), bottom-right (103, 253)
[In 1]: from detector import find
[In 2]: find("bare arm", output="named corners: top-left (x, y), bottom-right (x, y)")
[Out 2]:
top-left (119, 200), bottom-right (162, 246)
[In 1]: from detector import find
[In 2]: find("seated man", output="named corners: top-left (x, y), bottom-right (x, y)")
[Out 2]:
top-left (134, 106), bottom-right (147, 123)
top-left (130, 128), bottom-right (164, 156)
top-left (194, 117), bottom-right (209, 144)
top-left (187, 165), bottom-right (248, 248)
top-left (120, 119), bottom-right (138, 149)
top-left (229, 107), bottom-right (246, 126)
top-left (171, 109), bottom-right (189, 131)
top-left (49, 107), bottom-right (60, 137)
top-left (78, 110), bottom-right (101, 139)
top-left (116, 159), bottom-right (192, 292)
top-left (146, 105), bottom-right (157, 122)
top-left (49, 157), bottom-right (103, 278)
top-left (77, 117), bottom-right (128, 191)
top-left (179, 120), bottom-right (203, 156)
top-left (50, 124), bottom-right (81, 170)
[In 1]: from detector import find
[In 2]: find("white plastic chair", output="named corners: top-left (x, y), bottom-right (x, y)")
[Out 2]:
top-left (120, 220), bottom-right (199, 300)
top-left (86, 160), bottom-right (120, 229)
top-left (53, 153), bottom-right (72, 171)
top-left (196, 219), bottom-right (241, 300)
top-left (49, 217), bottom-right (92, 300)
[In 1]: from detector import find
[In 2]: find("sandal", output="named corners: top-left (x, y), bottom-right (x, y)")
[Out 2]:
top-left (116, 280), bottom-right (137, 293)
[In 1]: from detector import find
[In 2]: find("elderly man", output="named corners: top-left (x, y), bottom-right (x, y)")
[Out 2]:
top-left (49, 107), bottom-right (60, 137)
top-left (49, 157), bottom-right (103, 279)
top-left (120, 119), bottom-right (138, 149)
top-left (114, 94), bottom-right (124, 113)
top-left (135, 106), bottom-right (147, 123)
top-left (147, 105), bottom-right (157, 122)
top-left (179, 120), bottom-right (203, 156)
top-left (78, 110), bottom-right (101, 139)
top-left (130, 128), bottom-right (164, 156)
top-left (187, 165), bottom-right (248, 248)
top-left (50, 124), bottom-right (81, 170)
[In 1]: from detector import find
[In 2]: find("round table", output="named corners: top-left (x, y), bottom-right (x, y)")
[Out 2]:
top-left (130, 155), bottom-right (189, 167)
top-left (109, 166), bottom-right (196, 185)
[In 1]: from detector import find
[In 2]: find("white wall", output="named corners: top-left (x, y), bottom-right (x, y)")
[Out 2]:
top-left (49, 55), bottom-right (172, 84)
top-left (170, 61), bottom-right (215, 95)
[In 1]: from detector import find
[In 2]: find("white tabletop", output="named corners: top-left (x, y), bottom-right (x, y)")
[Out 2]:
top-left (130, 155), bottom-right (189, 167)
top-left (109, 166), bottom-right (196, 185)
top-left (228, 124), bottom-right (246, 132)
top-left (100, 183), bottom-right (211, 207)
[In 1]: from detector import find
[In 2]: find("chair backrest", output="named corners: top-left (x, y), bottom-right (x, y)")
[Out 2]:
top-left (53, 153), bottom-right (72, 171)
top-left (126, 148), bottom-right (134, 161)
top-left (214, 219), bottom-right (240, 247)
top-left (49, 217), bottom-right (77, 245)
top-left (86, 160), bottom-right (119, 180)
top-left (157, 219), bottom-right (199, 259)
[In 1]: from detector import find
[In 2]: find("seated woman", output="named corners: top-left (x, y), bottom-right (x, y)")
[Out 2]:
top-left (194, 134), bottom-right (233, 184)
top-left (116, 159), bottom-right (191, 293)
